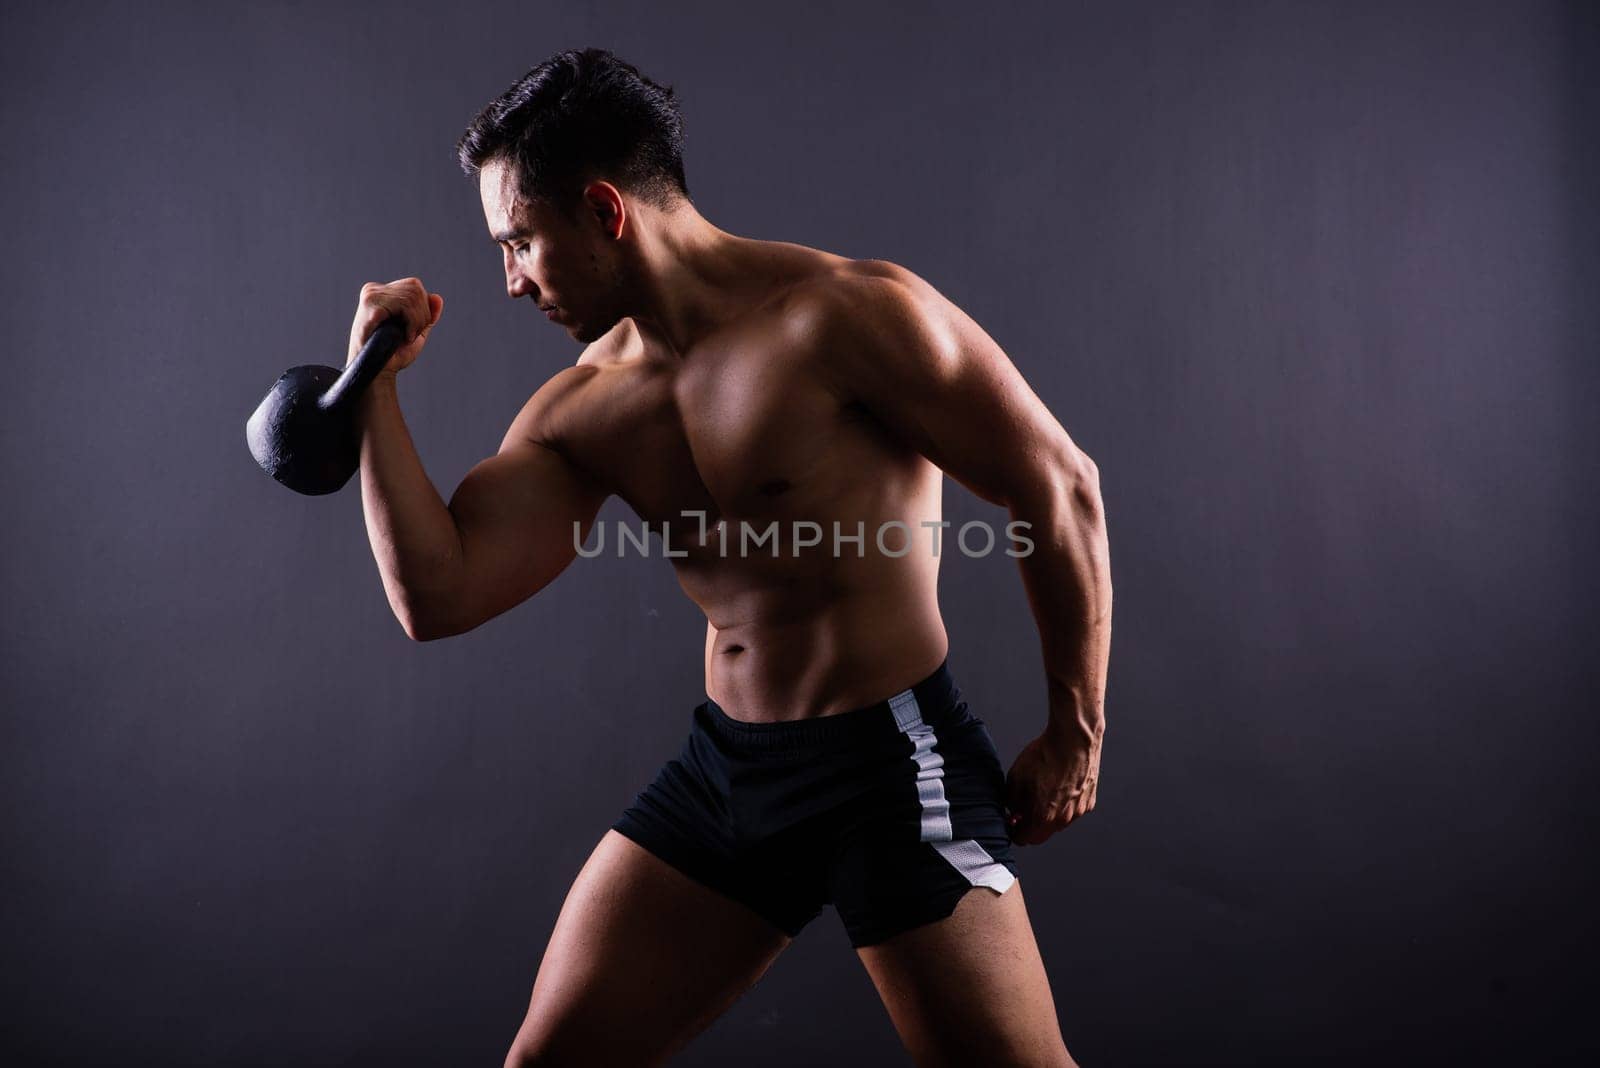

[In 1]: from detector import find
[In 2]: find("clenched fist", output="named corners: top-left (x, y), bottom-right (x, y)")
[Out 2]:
top-left (1004, 719), bottom-right (1103, 846)
top-left (347, 277), bottom-right (444, 377)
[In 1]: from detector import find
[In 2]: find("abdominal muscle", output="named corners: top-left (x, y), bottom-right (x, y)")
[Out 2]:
top-left (686, 544), bottom-right (950, 723)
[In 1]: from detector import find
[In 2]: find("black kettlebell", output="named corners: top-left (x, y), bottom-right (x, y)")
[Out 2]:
top-left (245, 318), bottom-right (408, 495)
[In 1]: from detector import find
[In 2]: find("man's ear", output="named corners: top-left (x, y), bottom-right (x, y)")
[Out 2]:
top-left (583, 180), bottom-right (626, 239)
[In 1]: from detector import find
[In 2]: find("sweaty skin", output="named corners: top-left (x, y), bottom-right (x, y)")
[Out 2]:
top-left (349, 159), bottom-right (1110, 845)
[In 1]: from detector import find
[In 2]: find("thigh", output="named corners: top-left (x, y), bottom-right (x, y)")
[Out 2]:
top-left (855, 879), bottom-right (1078, 1068)
top-left (504, 829), bottom-right (793, 1068)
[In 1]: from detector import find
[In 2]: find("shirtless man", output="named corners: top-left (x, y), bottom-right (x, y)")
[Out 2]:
top-left (349, 48), bottom-right (1111, 1067)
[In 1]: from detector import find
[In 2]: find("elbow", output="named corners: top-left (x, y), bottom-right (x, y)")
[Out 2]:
top-left (395, 597), bottom-right (464, 643)
top-left (1068, 452), bottom-right (1106, 530)
top-left (1015, 445), bottom-right (1105, 529)
top-left (402, 608), bottom-right (476, 642)
top-left (401, 616), bottom-right (449, 642)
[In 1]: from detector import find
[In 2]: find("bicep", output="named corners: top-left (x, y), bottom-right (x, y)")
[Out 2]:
top-left (441, 436), bottom-right (607, 634)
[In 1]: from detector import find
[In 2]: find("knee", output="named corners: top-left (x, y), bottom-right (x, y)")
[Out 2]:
top-left (992, 1032), bottom-right (1079, 1068)
top-left (1041, 1035), bottom-right (1079, 1068)
top-left (502, 1036), bottom-right (555, 1068)
top-left (502, 1033), bottom-right (599, 1068)
top-left (503, 1045), bottom-right (546, 1068)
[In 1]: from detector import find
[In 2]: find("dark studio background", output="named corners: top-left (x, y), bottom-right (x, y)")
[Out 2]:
top-left (2, 1), bottom-right (1594, 1064)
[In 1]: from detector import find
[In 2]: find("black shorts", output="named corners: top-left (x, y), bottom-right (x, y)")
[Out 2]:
top-left (611, 658), bottom-right (1019, 948)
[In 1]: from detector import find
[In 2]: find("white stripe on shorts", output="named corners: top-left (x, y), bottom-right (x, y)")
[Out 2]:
top-left (889, 688), bottom-right (952, 840)
top-left (888, 686), bottom-right (1017, 894)
top-left (932, 838), bottom-right (1017, 893)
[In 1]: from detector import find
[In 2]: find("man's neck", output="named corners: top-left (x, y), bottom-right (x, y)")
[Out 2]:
top-left (624, 207), bottom-right (754, 358)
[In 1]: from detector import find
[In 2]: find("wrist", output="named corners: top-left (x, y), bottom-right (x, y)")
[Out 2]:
top-left (1045, 685), bottom-right (1103, 738)
top-left (357, 372), bottom-right (400, 415)
top-left (365, 370), bottom-right (400, 395)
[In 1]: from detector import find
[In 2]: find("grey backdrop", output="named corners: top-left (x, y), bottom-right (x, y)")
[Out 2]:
top-left (2, 1), bottom-right (1594, 1065)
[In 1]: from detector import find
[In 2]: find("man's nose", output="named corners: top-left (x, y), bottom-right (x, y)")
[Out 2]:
top-left (505, 268), bottom-right (532, 300)
top-left (502, 248), bottom-right (533, 299)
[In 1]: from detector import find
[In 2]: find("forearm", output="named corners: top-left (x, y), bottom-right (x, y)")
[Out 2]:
top-left (1012, 462), bottom-right (1113, 738)
top-left (355, 374), bottom-right (464, 634)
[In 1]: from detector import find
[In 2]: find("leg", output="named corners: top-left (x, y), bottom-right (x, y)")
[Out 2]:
top-left (855, 880), bottom-right (1078, 1068)
top-left (503, 829), bottom-right (793, 1067)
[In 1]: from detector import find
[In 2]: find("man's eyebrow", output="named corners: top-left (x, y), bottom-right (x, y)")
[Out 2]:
top-left (492, 227), bottom-right (529, 243)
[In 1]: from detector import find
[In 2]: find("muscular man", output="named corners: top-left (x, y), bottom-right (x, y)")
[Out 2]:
top-left (350, 48), bottom-right (1111, 1068)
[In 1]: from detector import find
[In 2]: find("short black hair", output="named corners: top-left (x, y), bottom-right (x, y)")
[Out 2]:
top-left (456, 48), bottom-right (690, 214)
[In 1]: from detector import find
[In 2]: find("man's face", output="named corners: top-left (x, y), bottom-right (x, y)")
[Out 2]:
top-left (478, 158), bottom-right (629, 344)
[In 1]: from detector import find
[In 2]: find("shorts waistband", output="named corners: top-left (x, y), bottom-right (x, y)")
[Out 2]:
top-left (699, 657), bottom-right (962, 752)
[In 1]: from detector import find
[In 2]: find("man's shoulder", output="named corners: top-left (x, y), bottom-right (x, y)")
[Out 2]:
top-left (503, 364), bottom-right (599, 450)
top-left (779, 259), bottom-right (960, 384)
top-left (791, 256), bottom-right (930, 303)
top-left (510, 322), bottom-right (661, 450)
top-left (511, 345), bottom-right (645, 447)
top-left (781, 258), bottom-right (948, 344)
top-left (534, 321), bottom-right (644, 416)
top-left (575, 316), bottom-right (642, 368)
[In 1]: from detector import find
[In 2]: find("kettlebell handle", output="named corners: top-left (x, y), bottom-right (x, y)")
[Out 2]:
top-left (319, 317), bottom-right (408, 414)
